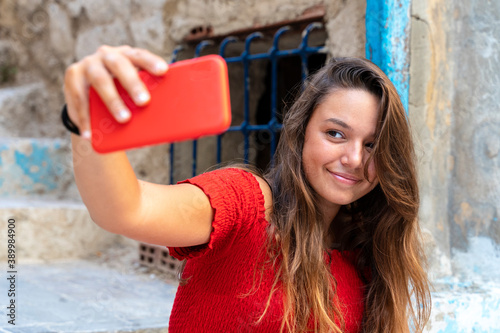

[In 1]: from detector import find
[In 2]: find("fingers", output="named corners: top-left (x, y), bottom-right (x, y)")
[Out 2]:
top-left (116, 45), bottom-right (168, 75)
top-left (91, 45), bottom-right (169, 118)
top-left (100, 50), bottom-right (151, 107)
top-left (84, 58), bottom-right (132, 123)
top-left (64, 63), bottom-right (92, 140)
top-left (63, 45), bottom-right (168, 142)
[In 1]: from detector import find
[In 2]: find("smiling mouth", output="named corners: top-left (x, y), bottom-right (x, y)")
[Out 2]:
top-left (329, 171), bottom-right (361, 185)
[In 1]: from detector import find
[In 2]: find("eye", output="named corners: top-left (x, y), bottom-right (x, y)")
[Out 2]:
top-left (326, 130), bottom-right (344, 139)
top-left (365, 142), bottom-right (375, 150)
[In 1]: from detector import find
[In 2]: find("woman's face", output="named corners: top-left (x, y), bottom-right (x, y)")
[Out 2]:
top-left (302, 88), bottom-right (379, 216)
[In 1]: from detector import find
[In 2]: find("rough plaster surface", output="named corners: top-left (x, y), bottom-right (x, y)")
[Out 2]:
top-left (449, 0), bottom-right (500, 251)
top-left (0, 83), bottom-right (62, 138)
top-left (451, 236), bottom-right (500, 283)
top-left (170, 0), bottom-right (324, 41)
top-left (409, 0), bottom-right (454, 278)
top-left (325, 0), bottom-right (366, 57)
top-left (126, 144), bottom-right (171, 184)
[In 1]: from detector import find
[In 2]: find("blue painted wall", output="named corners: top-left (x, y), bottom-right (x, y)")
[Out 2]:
top-left (0, 140), bottom-right (67, 198)
top-left (366, 0), bottom-right (411, 113)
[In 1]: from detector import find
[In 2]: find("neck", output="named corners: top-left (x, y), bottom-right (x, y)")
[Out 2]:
top-left (320, 201), bottom-right (341, 233)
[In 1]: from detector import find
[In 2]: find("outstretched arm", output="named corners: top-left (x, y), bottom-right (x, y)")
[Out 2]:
top-left (65, 45), bottom-right (213, 247)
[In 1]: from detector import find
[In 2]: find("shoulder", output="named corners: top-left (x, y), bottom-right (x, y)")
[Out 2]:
top-left (231, 167), bottom-right (273, 223)
top-left (200, 167), bottom-right (273, 222)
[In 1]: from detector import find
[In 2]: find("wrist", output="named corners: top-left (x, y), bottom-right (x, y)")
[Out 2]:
top-left (61, 104), bottom-right (80, 136)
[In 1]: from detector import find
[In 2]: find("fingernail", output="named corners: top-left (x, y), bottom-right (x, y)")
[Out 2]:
top-left (118, 109), bottom-right (131, 121)
top-left (155, 61), bottom-right (168, 74)
top-left (136, 91), bottom-right (150, 104)
top-left (82, 130), bottom-right (92, 140)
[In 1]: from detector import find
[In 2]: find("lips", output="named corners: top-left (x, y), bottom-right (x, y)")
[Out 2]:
top-left (329, 171), bottom-right (361, 185)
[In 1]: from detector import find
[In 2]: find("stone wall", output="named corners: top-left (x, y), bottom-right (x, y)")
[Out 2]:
top-left (0, 0), bottom-right (366, 100)
top-left (447, 0), bottom-right (500, 286)
top-left (0, 0), bottom-right (365, 183)
top-left (0, 0), bottom-right (366, 261)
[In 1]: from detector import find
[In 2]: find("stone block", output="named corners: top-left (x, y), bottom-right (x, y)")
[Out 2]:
top-left (130, 13), bottom-right (166, 56)
top-left (48, 3), bottom-right (75, 63)
top-left (67, 0), bottom-right (132, 25)
top-left (0, 40), bottom-right (19, 84)
top-left (75, 20), bottom-right (131, 59)
top-left (0, 40), bottom-right (32, 86)
top-left (325, 0), bottom-right (365, 57)
top-left (171, 0), bottom-right (326, 41)
top-left (126, 144), bottom-right (171, 185)
top-left (0, 200), bottom-right (121, 262)
top-left (131, 0), bottom-right (168, 19)
top-left (0, 83), bottom-right (66, 138)
top-left (13, 0), bottom-right (44, 14)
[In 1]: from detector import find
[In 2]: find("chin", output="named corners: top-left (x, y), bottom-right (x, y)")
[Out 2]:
top-left (327, 195), bottom-right (358, 207)
top-left (331, 191), bottom-right (373, 207)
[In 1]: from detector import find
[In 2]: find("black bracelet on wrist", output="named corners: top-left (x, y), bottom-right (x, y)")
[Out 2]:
top-left (61, 104), bottom-right (80, 136)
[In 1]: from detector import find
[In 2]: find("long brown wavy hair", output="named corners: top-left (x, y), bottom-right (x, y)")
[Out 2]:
top-left (261, 57), bottom-right (431, 332)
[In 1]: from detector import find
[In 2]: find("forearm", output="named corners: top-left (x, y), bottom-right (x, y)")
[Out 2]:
top-left (71, 133), bottom-right (142, 234)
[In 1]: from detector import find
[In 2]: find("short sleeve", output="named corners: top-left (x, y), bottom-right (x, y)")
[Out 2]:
top-left (167, 168), bottom-right (265, 261)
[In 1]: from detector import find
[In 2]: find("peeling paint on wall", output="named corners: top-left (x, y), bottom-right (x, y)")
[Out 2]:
top-left (0, 139), bottom-right (70, 198)
top-left (428, 281), bottom-right (500, 332)
top-left (425, 239), bottom-right (500, 330)
top-left (451, 236), bottom-right (500, 283)
top-left (366, 0), bottom-right (411, 112)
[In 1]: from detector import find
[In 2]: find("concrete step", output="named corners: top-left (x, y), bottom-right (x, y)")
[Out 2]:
top-left (0, 258), bottom-right (177, 332)
top-left (0, 199), bottom-right (120, 262)
top-left (0, 83), bottom-right (66, 138)
top-left (0, 138), bottom-right (79, 200)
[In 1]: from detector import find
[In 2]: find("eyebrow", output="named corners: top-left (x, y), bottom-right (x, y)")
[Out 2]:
top-left (325, 118), bottom-right (352, 131)
top-left (325, 118), bottom-right (377, 137)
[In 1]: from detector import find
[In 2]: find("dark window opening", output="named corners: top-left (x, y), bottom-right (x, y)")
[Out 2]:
top-left (254, 53), bottom-right (327, 170)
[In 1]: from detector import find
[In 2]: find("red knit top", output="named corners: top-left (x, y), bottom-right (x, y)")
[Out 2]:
top-left (167, 168), bottom-right (365, 332)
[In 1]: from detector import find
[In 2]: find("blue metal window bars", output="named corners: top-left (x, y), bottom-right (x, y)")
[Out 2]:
top-left (169, 22), bottom-right (327, 184)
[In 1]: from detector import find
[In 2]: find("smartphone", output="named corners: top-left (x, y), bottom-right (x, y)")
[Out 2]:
top-left (88, 55), bottom-right (231, 153)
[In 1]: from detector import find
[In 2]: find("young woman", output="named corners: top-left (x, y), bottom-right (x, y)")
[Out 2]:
top-left (63, 45), bottom-right (431, 332)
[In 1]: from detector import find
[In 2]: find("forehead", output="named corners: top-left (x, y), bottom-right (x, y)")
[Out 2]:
top-left (311, 89), bottom-right (379, 135)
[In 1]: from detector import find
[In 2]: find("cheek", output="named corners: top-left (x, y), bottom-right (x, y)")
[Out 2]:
top-left (302, 139), bottom-right (323, 177)
top-left (301, 148), bottom-right (315, 177)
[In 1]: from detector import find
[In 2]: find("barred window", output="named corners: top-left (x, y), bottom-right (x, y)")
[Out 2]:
top-left (169, 19), bottom-right (327, 184)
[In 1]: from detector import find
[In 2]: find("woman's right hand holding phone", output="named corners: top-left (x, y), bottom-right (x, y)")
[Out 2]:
top-left (63, 45), bottom-right (168, 140)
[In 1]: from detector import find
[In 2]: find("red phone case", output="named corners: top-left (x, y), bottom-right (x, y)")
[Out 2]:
top-left (89, 55), bottom-right (231, 153)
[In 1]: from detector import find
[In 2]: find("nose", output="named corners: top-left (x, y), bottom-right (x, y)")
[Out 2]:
top-left (340, 141), bottom-right (364, 169)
